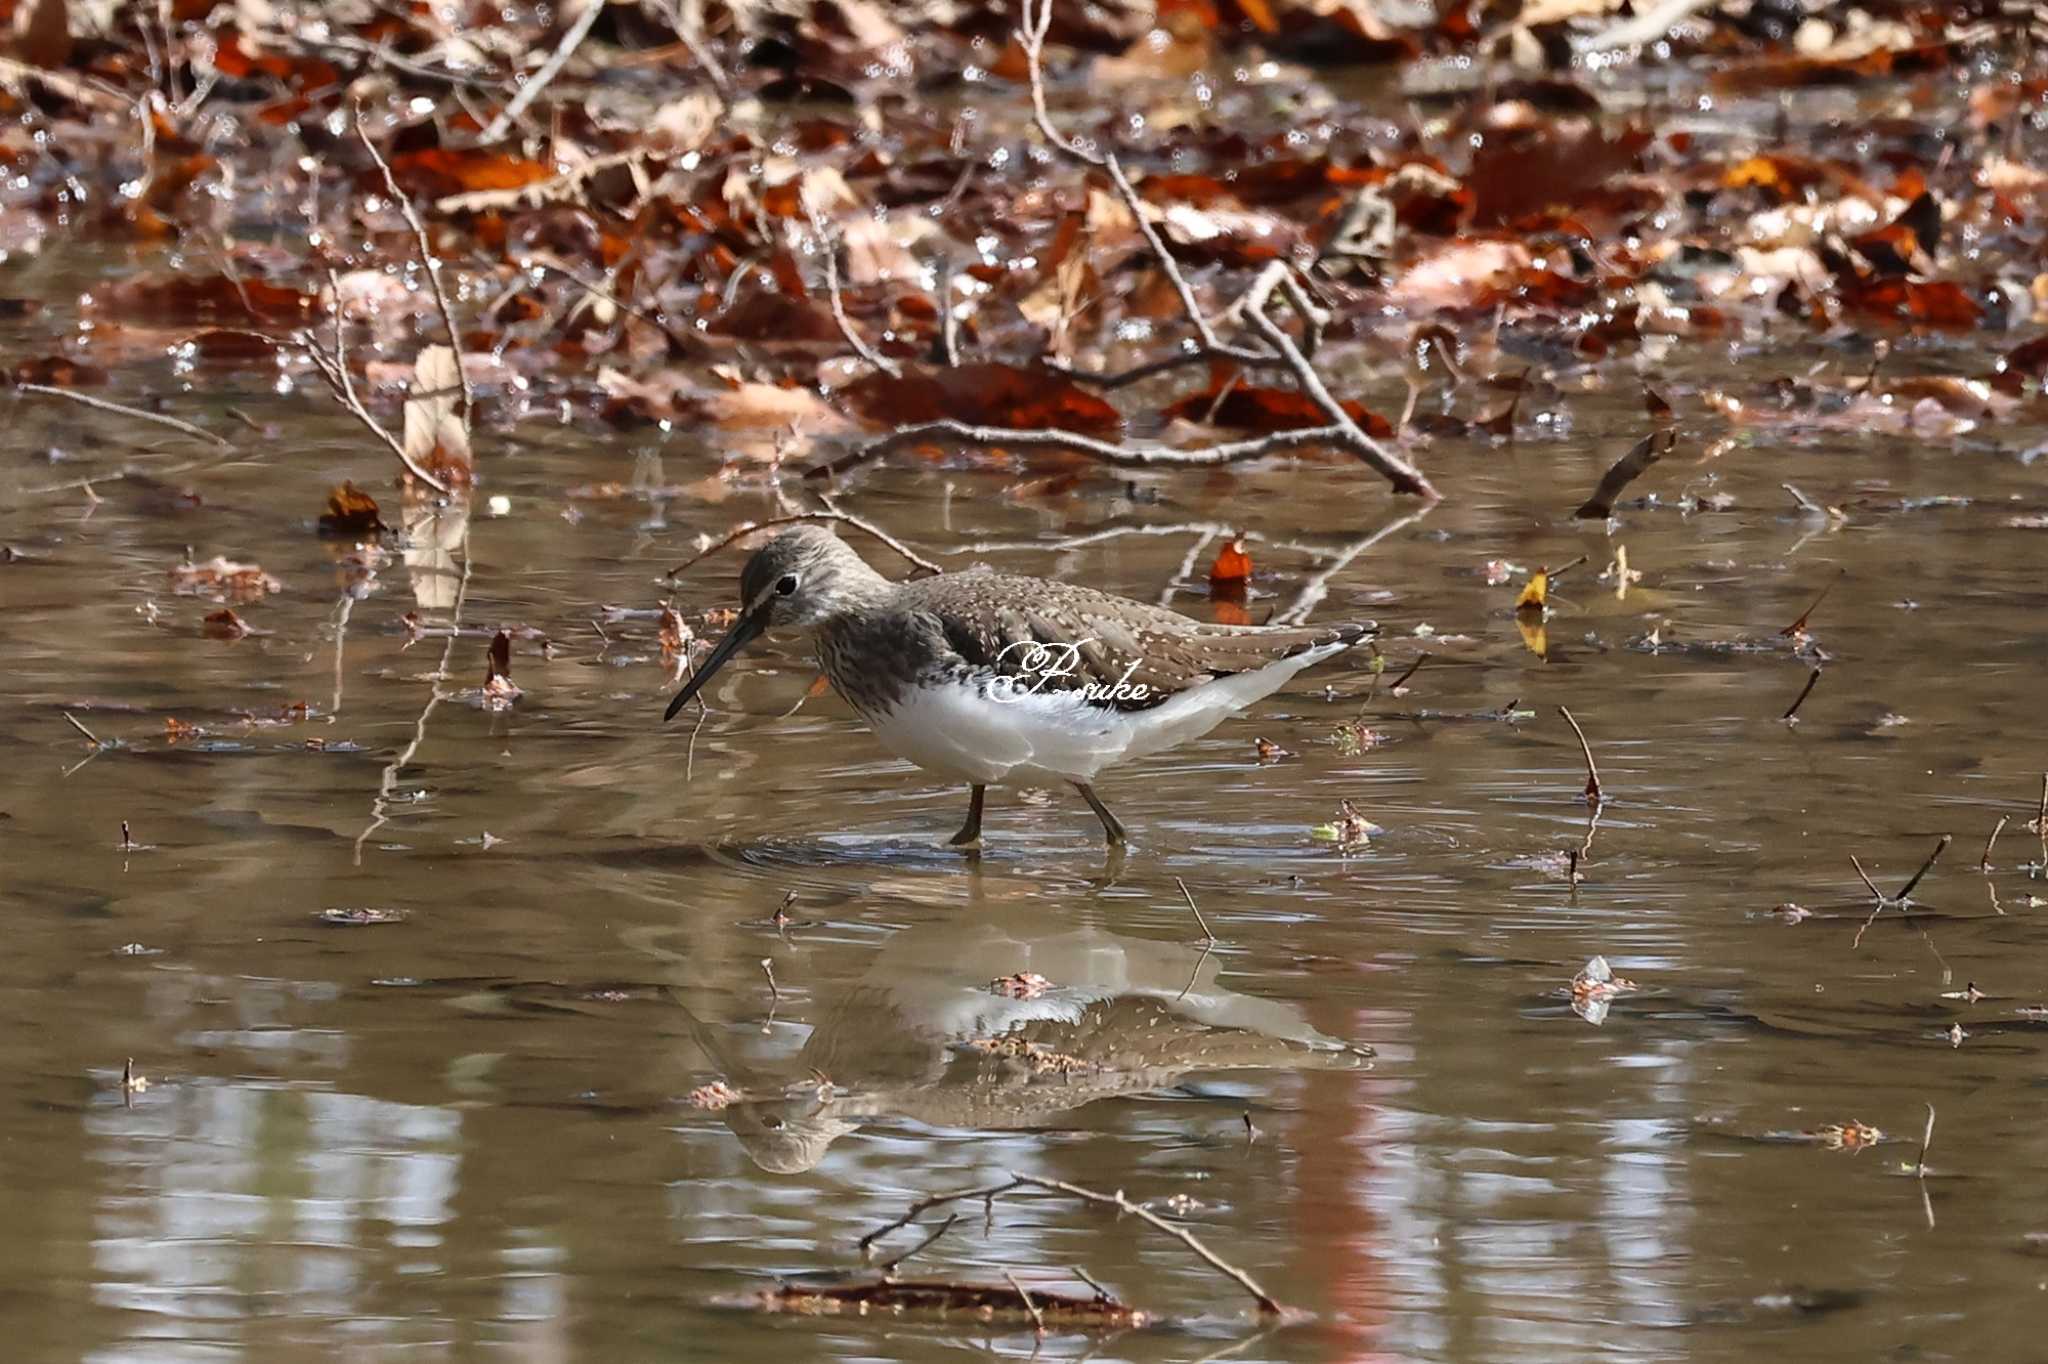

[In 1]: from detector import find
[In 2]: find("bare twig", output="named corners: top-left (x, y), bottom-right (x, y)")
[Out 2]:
top-left (1004, 1271), bottom-right (1047, 1335)
top-left (1015, 1175), bottom-right (1287, 1317)
top-left (875, 1214), bottom-right (956, 1276)
top-left (1782, 666), bottom-right (1821, 721)
top-left (479, 0), bottom-right (604, 142)
top-left (667, 512), bottom-right (941, 579)
top-left (1176, 877), bottom-right (1215, 944)
top-left (1387, 652), bottom-right (1429, 692)
top-left (809, 209), bottom-right (901, 377)
top-left (858, 1172), bottom-right (1293, 1317)
top-left (356, 108), bottom-right (471, 427)
top-left (14, 383), bottom-right (228, 447)
top-left (1269, 506), bottom-right (1431, 624)
top-left (1236, 262), bottom-right (1437, 497)
top-left (288, 292), bottom-right (455, 494)
top-left (1557, 706), bottom-right (1603, 806)
top-left (1916, 1101), bottom-right (1935, 1178)
top-left (808, 418), bottom-right (1377, 482)
top-left (1981, 815), bottom-right (2007, 873)
top-left (61, 711), bottom-right (103, 745)
top-left (1780, 569), bottom-right (1844, 638)
top-left (761, 957), bottom-right (780, 1001)
top-left (661, 0), bottom-right (733, 98)
top-left (1895, 834), bottom-right (1951, 902)
top-left (1850, 854), bottom-right (1885, 901)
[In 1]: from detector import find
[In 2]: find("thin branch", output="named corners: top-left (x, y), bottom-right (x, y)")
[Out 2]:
top-left (1004, 1271), bottom-right (1047, 1335)
top-left (1236, 262), bottom-right (1436, 498)
top-left (1557, 706), bottom-right (1603, 806)
top-left (1781, 666), bottom-right (1821, 721)
top-left (809, 208), bottom-right (901, 377)
top-left (288, 285), bottom-right (455, 494)
top-left (479, 0), bottom-right (604, 143)
top-left (1895, 834), bottom-right (1951, 902)
top-left (1176, 876), bottom-right (1215, 944)
top-left (1270, 505), bottom-right (1430, 624)
top-left (14, 383), bottom-right (229, 447)
top-left (857, 1172), bottom-right (1293, 1318)
top-left (809, 418), bottom-right (1361, 482)
top-left (875, 1213), bottom-right (956, 1276)
top-left (1010, 1174), bottom-right (1288, 1318)
top-left (667, 512), bottom-right (941, 579)
top-left (356, 108), bottom-right (471, 427)
top-left (1982, 815), bottom-right (2007, 873)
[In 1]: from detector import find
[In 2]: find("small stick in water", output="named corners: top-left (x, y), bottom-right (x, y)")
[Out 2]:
top-left (120, 821), bottom-right (133, 852)
top-left (1894, 834), bottom-right (1951, 903)
top-left (1557, 706), bottom-right (1602, 806)
top-left (1916, 1101), bottom-right (1936, 1180)
top-left (1981, 816), bottom-right (2007, 874)
top-left (1004, 1271), bottom-right (1047, 1336)
top-left (62, 711), bottom-right (103, 745)
top-left (761, 957), bottom-right (780, 1002)
top-left (1780, 569), bottom-right (1845, 638)
top-left (1176, 877), bottom-right (1215, 944)
top-left (1782, 667), bottom-right (1821, 722)
top-left (1387, 652), bottom-right (1429, 693)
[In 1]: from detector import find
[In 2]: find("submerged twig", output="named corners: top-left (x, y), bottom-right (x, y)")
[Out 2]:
top-left (1176, 877), bottom-right (1215, 944)
top-left (1780, 569), bottom-right (1844, 637)
top-left (860, 1172), bottom-right (1294, 1318)
top-left (1782, 666), bottom-right (1821, 722)
top-left (14, 383), bottom-right (228, 447)
top-left (1004, 1271), bottom-right (1047, 1335)
top-left (1981, 816), bottom-right (2007, 874)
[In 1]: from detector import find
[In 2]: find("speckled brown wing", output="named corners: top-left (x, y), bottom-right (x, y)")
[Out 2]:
top-left (903, 572), bottom-right (1370, 712)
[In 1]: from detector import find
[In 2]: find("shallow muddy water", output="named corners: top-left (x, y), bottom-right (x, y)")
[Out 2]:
top-left (7, 262), bottom-right (2048, 1362)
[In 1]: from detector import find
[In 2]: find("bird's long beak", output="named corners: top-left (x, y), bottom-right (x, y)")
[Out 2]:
top-left (664, 607), bottom-right (767, 721)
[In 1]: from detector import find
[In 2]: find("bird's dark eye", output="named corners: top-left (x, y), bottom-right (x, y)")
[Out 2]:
top-left (776, 575), bottom-right (799, 595)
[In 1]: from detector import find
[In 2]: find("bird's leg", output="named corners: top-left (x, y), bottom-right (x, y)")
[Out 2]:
top-left (947, 784), bottom-right (986, 848)
top-left (1073, 783), bottom-right (1128, 848)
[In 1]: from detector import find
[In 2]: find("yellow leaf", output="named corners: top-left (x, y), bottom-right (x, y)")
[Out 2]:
top-left (1515, 569), bottom-right (1549, 614)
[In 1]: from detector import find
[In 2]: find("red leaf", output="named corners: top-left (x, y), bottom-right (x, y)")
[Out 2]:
top-left (840, 363), bottom-right (1122, 436)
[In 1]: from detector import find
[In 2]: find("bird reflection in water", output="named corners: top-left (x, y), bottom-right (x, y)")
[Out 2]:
top-left (670, 910), bottom-right (1373, 1174)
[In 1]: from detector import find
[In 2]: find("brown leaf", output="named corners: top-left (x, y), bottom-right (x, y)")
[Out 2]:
top-left (169, 556), bottom-right (281, 601)
top-left (839, 363), bottom-right (1122, 436)
top-left (90, 274), bottom-right (316, 324)
top-left (1162, 376), bottom-right (1392, 437)
top-left (202, 608), bottom-right (250, 639)
top-left (13, 0), bottom-right (71, 69)
top-left (1841, 278), bottom-right (1982, 331)
top-left (317, 482), bottom-right (384, 536)
top-left (389, 148), bottom-right (554, 200)
top-left (12, 355), bottom-right (106, 386)
top-left (1467, 125), bottom-right (1650, 228)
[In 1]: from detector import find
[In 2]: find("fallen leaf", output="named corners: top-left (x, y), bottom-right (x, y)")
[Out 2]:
top-left (989, 972), bottom-right (1051, 1000)
top-left (839, 362), bottom-right (1121, 436)
top-left (317, 481), bottom-right (385, 535)
top-left (169, 556), bottom-right (281, 601)
top-left (202, 607), bottom-right (250, 639)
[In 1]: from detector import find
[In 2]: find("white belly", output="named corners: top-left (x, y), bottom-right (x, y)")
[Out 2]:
top-left (856, 642), bottom-right (1347, 786)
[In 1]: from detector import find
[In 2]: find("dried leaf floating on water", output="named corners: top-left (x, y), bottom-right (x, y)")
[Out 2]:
top-left (169, 556), bottom-right (282, 601)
